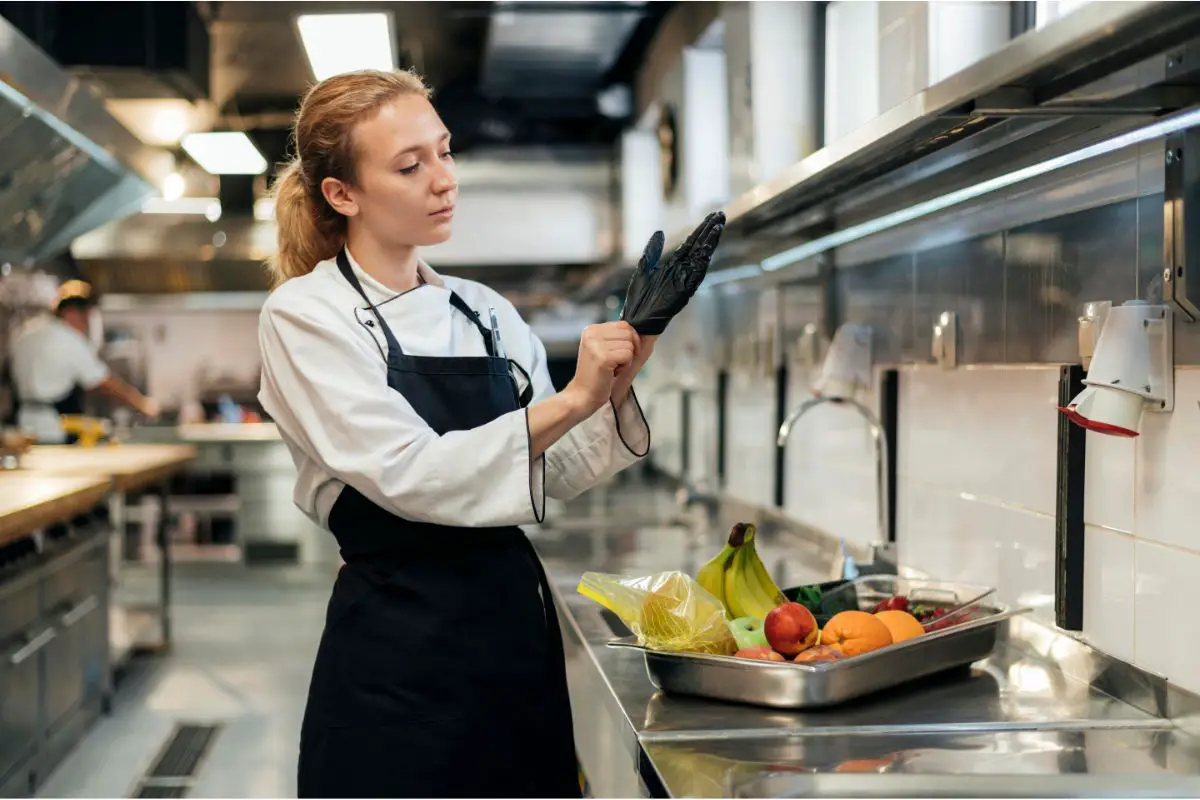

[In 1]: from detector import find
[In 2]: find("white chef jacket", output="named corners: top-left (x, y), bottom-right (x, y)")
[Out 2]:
top-left (8, 314), bottom-right (110, 443)
top-left (257, 252), bottom-right (651, 530)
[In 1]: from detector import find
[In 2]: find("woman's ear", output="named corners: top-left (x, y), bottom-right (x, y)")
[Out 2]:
top-left (321, 176), bottom-right (359, 217)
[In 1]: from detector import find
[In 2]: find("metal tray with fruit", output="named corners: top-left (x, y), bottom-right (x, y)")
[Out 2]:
top-left (606, 541), bottom-right (1028, 709)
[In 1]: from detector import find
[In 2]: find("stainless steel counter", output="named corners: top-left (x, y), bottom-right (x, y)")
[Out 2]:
top-left (127, 424), bottom-right (336, 566)
top-left (535, 483), bottom-right (1200, 797)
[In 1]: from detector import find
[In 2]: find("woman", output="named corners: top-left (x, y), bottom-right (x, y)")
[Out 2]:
top-left (257, 69), bottom-right (715, 799)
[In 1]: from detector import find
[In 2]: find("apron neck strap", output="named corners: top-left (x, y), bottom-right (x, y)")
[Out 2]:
top-left (336, 249), bottom-right (406, 360)
top-left (446, 292), bottom-right (499, 359)
top-left (336, 248), bottom-right (500, 360)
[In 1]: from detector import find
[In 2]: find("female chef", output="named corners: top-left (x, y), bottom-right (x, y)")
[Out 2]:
top-left (256, 69), bottom-right (718, 798)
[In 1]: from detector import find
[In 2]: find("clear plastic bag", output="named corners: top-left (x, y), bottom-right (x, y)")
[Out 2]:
top-left (577, 570), bottom-right (736, 655)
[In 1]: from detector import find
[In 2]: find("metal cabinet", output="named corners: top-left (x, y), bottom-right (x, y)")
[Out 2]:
top-left (0, 521), bottom-right (110, 798)
top-left (0, 578), bottom-right (42, 795)
top-left (43, 540), bottom-right (106, 735)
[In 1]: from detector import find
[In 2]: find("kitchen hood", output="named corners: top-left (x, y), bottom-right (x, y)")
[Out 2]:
top-left (0, 14), bottom-right (173, 266)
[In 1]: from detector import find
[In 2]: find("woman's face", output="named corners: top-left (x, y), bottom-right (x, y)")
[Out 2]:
top-left (325, 93), bottom-right (458, 247)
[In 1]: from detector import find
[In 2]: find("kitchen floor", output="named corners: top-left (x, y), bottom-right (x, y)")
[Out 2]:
top-left (37, 561), bottom-right (337, 798)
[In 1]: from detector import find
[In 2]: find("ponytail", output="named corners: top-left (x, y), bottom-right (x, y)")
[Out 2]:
top-left (268, 160), bottom-right (344, 288)
top-left (266, 69), bottom-right (433, 288)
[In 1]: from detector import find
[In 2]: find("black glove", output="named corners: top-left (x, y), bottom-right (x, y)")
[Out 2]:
top-left (621, 211), bottom-right (725, 336)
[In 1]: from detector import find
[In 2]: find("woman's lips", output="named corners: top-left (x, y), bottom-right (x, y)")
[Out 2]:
top-left (430, 205), bottom-right (455, 218)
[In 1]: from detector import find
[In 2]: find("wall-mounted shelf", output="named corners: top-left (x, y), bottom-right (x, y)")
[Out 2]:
top-left (693, 2), bottom-right (1200, 277)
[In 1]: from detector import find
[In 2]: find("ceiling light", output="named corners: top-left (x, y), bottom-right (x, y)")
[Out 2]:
top-left (106, 98), bottom-right (200, 147)
top-left (142, 197), bottom-right (219, 215)
top-left (161, 171), bottom-right (185, 202)
top-left (296, 13), bottom-right (396, 81)
top-left (181, 132), bottom-right (268, 175)
top-left (254, 197), bottom-right (276, 222)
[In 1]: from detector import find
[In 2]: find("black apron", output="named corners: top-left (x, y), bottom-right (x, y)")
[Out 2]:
top-left (297, 251), bottom-right (580, 799)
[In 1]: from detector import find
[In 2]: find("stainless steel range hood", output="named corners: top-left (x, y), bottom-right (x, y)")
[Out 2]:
top-left (0, 15), bottom-right (173, 265)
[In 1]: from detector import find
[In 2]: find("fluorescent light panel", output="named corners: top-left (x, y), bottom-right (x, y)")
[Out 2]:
top-left (296, 13), bottom-right (395, 81)
top-left (181, 132), bottom-right (268, 176)
top-left (142, 196), bottom-right (220, 216)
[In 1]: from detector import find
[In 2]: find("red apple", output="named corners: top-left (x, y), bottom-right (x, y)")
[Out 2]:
top-left (765, 602), bottom-right (820, 656)
top-left (735, 645), bottom-right (786, 662)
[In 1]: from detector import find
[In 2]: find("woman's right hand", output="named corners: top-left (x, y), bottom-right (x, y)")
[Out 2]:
top-left (565, 322), bottom-right (641, 414)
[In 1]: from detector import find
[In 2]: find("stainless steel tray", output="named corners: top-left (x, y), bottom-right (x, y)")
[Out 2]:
top-left (607, 578), bottom-right (1028, 710)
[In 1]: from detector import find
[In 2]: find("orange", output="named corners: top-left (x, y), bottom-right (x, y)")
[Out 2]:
top-left (819, 610), bottom-right (893, 657)
top-left (874, 609), bottom-right (925, 643)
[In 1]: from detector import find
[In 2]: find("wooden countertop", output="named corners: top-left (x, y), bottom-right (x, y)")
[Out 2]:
top-left (176, 422), bottom-right (281, 442)
top-left (0, 474), bottom-right (113, 547)
top-left (13, 444), bottom-right (198, 493)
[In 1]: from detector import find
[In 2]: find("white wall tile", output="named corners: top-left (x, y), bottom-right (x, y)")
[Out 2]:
top-left (686, 386), bottom-right (721, 488)
top-left (655, 347), bottom-right (1200, 693)
top-left (1134, 541), bottom-right (1200, 695)
top-left (724, 380), bottom-right (775, 507)
top-left (1136, 368), bottom-right (1200, 554)
top-left (1084, 432), bottom-right (1135, 533)
top-left (898, 480), bottom-right (1057, 621)
top-left (782, 396), bottom-right (880, 548)
top-left (1083, 527), bottom-right (1136, 662)
top-left (896, 479), bottom-right (960, 581)
top-left (781, 371), bottom-right (883, 548)
top-left (899, 367), bottom-right (1060, 515)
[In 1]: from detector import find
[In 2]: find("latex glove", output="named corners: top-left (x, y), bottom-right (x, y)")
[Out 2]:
top-left (621, 211), bottom-right (725, 336)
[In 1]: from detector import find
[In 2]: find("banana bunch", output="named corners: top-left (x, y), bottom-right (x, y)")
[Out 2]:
top-left (696, 522), bottom-right (787, 619)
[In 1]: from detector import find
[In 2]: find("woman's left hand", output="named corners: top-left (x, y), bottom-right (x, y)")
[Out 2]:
top-left (611, 331), bottom-right (657, 407)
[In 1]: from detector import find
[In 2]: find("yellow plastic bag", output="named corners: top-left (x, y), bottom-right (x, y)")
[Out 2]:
top-left (578, 570), bottom-right (736, 656)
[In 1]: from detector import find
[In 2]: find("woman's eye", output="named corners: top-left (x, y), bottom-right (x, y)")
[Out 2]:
top-left (440, 150), bottom-right (454, 161)
top-left (398, 163), bottom-right (420, 175)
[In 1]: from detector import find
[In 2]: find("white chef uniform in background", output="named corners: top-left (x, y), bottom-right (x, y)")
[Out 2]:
top-left (9, 314), bottom-right (111, 443)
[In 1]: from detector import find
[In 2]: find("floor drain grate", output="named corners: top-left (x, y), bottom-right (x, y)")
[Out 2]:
top-left (131, 722), bottom-right (222, 799)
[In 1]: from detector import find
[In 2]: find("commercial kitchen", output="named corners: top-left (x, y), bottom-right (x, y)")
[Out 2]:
top-left (3, 1), bottom-right (1200, 797)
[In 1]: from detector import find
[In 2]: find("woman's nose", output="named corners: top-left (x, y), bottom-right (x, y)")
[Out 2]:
top-left (431, 165), bottom-right (457, 195)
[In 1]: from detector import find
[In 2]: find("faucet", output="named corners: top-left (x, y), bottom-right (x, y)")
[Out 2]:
top-left (777, 394), bottom-right (895, 570)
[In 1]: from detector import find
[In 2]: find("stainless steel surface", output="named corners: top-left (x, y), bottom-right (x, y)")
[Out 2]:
top-left (481, 7), bottom-right (644, 100)
top-left (611, 609), bottom-right (1018, 712)
top-left (127, 426), bottom-right (335, 566)
top-left (777, 396), bottom-right (889, 550)
top-left (0, 518), bottom-right (111, 798)
top-left (0, 15), bottom-right (170, 263)
top-left (540, 484), bottom-right (1200, 797)
top-left (606, 573), bottom-right (1022, 711)
top-left (669, 1), bottom-right (1200, 258)
top-left (644, 728), bottom-right (1200, 798)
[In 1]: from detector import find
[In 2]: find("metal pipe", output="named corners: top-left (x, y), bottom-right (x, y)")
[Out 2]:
top-left (777, 395), bottom-right (890, 551)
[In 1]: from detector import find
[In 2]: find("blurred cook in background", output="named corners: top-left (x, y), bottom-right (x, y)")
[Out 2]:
top-left (7, 279), bottom-right (158, 443)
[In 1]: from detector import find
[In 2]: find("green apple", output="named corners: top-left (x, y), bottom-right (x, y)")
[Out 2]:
top-left (729, 616), bottom-right (769, 651)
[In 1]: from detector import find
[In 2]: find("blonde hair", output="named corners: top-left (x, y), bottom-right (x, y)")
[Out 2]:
top-left (268, 69), bottom-right (432, 287)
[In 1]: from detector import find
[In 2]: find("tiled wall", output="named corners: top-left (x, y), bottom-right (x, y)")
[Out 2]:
top-left (646, 140), bottom-right (1200, 697)
top-left (896, 365), bottom-right (1200, 697)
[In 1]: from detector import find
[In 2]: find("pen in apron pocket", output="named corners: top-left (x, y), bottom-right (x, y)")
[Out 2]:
top-left (488, 307), bottom-right (507, 360)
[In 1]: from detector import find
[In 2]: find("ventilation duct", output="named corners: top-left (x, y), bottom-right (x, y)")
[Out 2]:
top-left (0, 14), bottom-right (173, 266)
